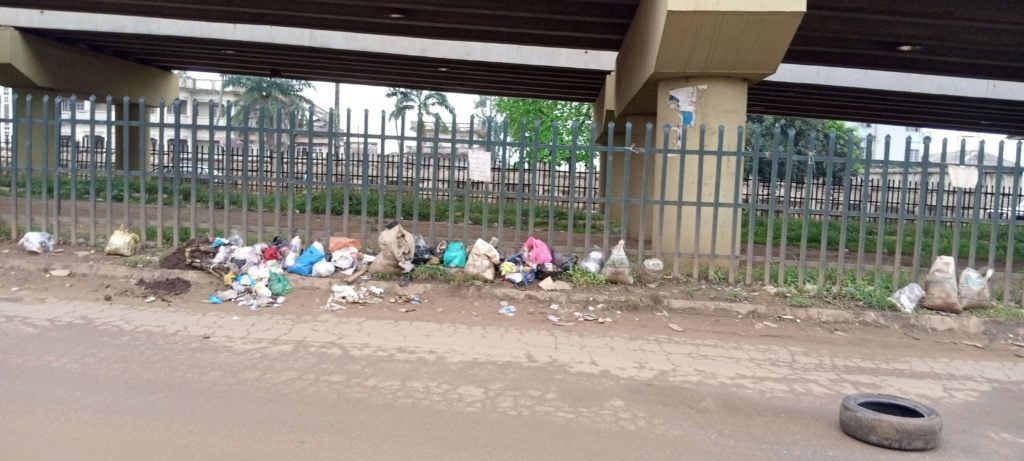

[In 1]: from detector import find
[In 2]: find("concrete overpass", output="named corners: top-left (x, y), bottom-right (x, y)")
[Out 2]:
top-left (1, 0), bottom-right (1022, 256)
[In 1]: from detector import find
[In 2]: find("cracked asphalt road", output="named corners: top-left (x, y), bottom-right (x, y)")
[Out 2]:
top-left (0, 298), bottom-right (1022, 460)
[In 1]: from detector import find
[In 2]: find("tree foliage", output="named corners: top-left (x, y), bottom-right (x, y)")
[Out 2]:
top-left (220, 75), bottom-right (313, 129)
top-left (744, 115), bottom-right (862, 182)
top-left (492, 97), bottom-right (593, 166)
top-left (386, 88), bottom-right (455, 133)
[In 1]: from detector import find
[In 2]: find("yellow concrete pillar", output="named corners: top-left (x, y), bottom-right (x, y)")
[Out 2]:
top-left (650, 77), bottom-right (747, 262)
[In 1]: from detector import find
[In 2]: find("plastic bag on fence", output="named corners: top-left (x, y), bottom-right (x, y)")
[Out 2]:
top-left (312, 259), bottom-right (336, 278)
top-left (104, 225), bottom-right (140, 257)
top-left (522, 236), bottom-right (552, 266)
top-left (638, 258), bottom-right (664, 286)
top-left (465, 239), bottom-right (501, 281)
top-left (287, 241), bottom-right (325, 277)
top-left (891, 283), bottom-right (926, 314)
top-left (328, 236), bottom-right (361, 253)
top-left (369, 223), bottom-right (417, 274)
top-left (959, 268), bottom-right (994, 310)
top-left (580, 247), bottom-right (604, 273)
top-left (921, 256), bottom-right (962, 314)
top-left (18, 231), bottom-right (55, 254)
top-left (601, 240), bottom-right (634, 284)
top-left (443, 241), bottom-right (468, 268)
top-left (268, 272), bottom-right (292, 296)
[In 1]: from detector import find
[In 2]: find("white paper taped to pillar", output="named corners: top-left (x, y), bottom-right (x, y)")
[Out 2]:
top-left (468, 148), bottom-right (492, 182)
top-left (947, 165), bottom-right (979, 189)
top-left (667, 85), bottom-right (706, 148)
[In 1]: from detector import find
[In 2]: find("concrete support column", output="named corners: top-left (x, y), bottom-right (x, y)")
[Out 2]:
top-left (650, 77), bottom-right (748, 262)
top-left (113, 103), bottom-right (151, 171)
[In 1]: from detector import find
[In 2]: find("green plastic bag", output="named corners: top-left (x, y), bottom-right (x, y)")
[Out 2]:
top-left (269, 272), bottom-right (293, 296)
top-left (443, 241), bottom-right (467, 268)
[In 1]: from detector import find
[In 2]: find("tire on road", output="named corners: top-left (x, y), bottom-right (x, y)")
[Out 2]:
top-left (839, 393), bottom-right (942, 451)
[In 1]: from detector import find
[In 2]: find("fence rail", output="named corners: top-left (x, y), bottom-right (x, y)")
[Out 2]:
top-left (2, 94), bottom-right (1023, 304)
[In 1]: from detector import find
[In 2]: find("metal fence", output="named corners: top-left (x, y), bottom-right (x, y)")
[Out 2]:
top-left (2, 94), bottom-right (1023, 302)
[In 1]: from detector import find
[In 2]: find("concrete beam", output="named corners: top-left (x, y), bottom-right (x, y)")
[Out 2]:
top-left (0, 27), bottom-right (177, 101)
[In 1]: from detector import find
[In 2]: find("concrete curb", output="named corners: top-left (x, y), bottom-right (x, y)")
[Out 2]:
top-left (0, 256), bottom-right (1014, 336)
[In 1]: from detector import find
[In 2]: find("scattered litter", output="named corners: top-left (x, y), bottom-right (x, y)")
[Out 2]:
top-left (370, 223), bottom-right (417, 273)
top-left (959, 268), bottom-right (994, 310)
top-left (601, 240), bottom-right (634, 284)
top-left (11, 287), bottom-right (21, 292)
top-left (921, 256), bottom-right (962, 314)
top-left (443, 241), bottom-right (468, 268)
top-left (369, 286), bottom-right (384, 296)
top-left (48, 269), bottom-right (71, 277)
top-left (833, 330), bottom-right (849, 337)
top-left (552, 321), bottom-right (576, 327)
top-left (498, 305), bottom-right (517, 316)
top-left (579, 247), bottom-right (604, 273)
top-left (779, 315), bottom-right (795, 320)
top-left (538, 277), bottom-right (571, 291)
top-left (548, 303), bottom-right (560, 310)
top-left (597, 317), bottom-right (612, 324)
top-left (144, 296), bottom-right (157, 303)
top-left (762, 321), bottom-right (779, 328)
top-left (1010, 342), bottom-right (1024, 348)
top-left (574, 312), bottom-right (599, 322)
top-left (105, 225), bottom-right (141, 257)
top-left (522, 236), bottom-right (553, 265)
top-left (638, 258), bottom-right (664, 286)
top-left (74, 251), bottom-right (93, 257)
top-left (208, 295), bottom-right (223, 304)
top-left (547, 314), bottom-right (562, 323)
top-left (400, 307), bottom-right (417, 313)
top-left (961, 341), bottom-right (986, 349)
top-left (19, 231), bottom-right (55, 254)
top-left (465, 238), bottom-right (501, 281)
top-left (668, 323), bottom-right (684, 332)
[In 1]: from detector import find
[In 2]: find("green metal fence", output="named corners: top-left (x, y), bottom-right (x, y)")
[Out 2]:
top-left (2, 94), bottom-right (1022, 301)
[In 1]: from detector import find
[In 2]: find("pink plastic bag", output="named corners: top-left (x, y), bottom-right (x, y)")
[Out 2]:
top-left (523, 236), bottom-right (552, 265)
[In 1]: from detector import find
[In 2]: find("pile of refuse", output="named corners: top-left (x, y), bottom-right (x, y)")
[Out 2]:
top-left (892, 256), bottom-right (995, 314)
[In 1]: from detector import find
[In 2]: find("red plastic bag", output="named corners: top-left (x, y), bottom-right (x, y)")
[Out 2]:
top-left (262, 246), bottom-right (281, 261)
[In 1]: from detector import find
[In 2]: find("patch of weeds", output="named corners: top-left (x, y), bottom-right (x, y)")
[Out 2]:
top-left (971, 304), bottom-right (1024, 322)
top-left (122, 248), bottom-right (172, 268)
top-left (680, 285), bottom-right (700, 298)
top-left (449, 270), bottom-right (478, 286)
top-left (837, 280), bottom-right (896, 311)
top-left (411, 265), bottom-right (451, 282)
top-left (560, 268), bottom-right (606, 287)
top-left (370, 271), bottom-right (399, 281)
top-left (725, 290), bottom-right (748, 303)
top-left (788, 296), bottom-right (813, 308)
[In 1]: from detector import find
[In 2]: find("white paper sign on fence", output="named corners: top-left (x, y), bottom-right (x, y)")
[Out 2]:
top-left (947, 165), bottom-right (979, 189)
top-left (468, 148), bottom-right (492, 182)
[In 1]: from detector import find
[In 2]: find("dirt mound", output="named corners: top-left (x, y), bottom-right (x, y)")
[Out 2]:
top-left (136, 277), bottom-right (193, 297)
top-left (160, 236), bottom-right (215, 270)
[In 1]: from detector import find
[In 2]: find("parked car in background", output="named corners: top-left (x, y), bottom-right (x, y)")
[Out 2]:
top-left (149, 163), bottom-right (223, 179)
top-left (986, 201), bottom-right (1024, 220)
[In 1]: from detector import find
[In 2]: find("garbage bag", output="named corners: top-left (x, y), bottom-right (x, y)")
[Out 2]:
top-left (287, 241), bottom-right (325, 277)
top-left (580, 247), bottom-right (604, 273)
top-left (212, 245), bottom-right (234, 265)
top-left (551, 251), bottom-right (577, 273)
top-left (443, 241), bottom-right (468, 268)
top-left (227, 231), bottom-right (244, 247)
top-left (522, 236), bottom-right (552, 266)
top-left (959, 268), bottom-right (994, 310)
top-left (229, 246), bottom-right (261, 274)
top-left (312, 259), bottom-right (336, 277)
top-left (891, 283), bottom-right (926, 314)
top-left (332, 246), bottom-right (360, 271)
top-left (369, 224), bottom-right (417, 274)
top-left (268, 272), bottom-right (292, 296)
top-left (601, 240), bottom-right (634, 284)
top-left (921, 256), bottom-right (962, 314)
top-left (328, 236), bottom-right (361, 253)
top-left (104, 225), bottom-right (140, 257)
top-left (465, 239), bottom-right (501, 281)
top-left (412, 235), bottom-right (435, 265)
top-left (18, 231), bottom-right (55, 254)
top-left (262, 246), bottom-right (281, 261)
top-left (638, 258), bottom-right (664, 285)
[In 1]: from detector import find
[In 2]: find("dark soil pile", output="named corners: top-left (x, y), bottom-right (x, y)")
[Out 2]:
top-left (136, 277), bottom-right (193, 297)
top-left (160, 236), bottom-right (215, 270)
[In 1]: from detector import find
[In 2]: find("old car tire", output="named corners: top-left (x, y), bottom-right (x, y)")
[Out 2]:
top-left (839, 393), bottom-right (941, 451)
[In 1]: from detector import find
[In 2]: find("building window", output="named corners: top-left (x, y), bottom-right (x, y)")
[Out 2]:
top-left (909, 149), bottom-right (921, 162)
top-left (80, 135), bottom-right (104, 149)
top-left (166, 99), bottom-right (189, 117)
top-left (167, 138), bottom-right (189, 153)
top-left (61, 100), bottom-right (85, 112)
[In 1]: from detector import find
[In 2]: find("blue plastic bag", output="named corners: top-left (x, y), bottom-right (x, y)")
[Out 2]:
top-left (443, 241), bottom-right (467, 268)
top-left (287, 241), bottom-right (325, 277)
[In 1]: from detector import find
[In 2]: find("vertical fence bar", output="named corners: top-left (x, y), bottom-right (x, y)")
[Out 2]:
top-left (428, 116), bottom-right (440, 241)
top-left (255, 107), bottom-right (267, 242)
top-left (930, 140), bottom-right (948, 266)
top-left (797, 135), bottom-right (816, 285)
top-left (208, 100), bottom-right (218, 236)
top-left (1006, 142), bottom-right (1023, 303)
top-left (325, 109), bottom-right (336, 241)
top-left (566, 122), bottom-right (580, 253)
top-left (273, 108), bottom-right (283, 239)
top-left (654, 124), bottom-right (669, 262)
top-left (708, 126), bottom-right (726, 272)
top-left (691, 126), bottom-right (707, 279)
top-left (137, 98), bottom-right (148, 247)
top-left (305, 106), bottom-right (316, 241)
top-left (447, 115), bottom-right (459, 242)
top-left (967, 141), bottom-right (985, 269)
top-left (465, 116), bottom-right (475, 243)
top-left (951, 141), bottom-right (967, 267)
top-left (913, 138), bottom-right (932, 281)
top-left (776, 129), bottom-right (796, 286)
top-left (602, 122), bottom-right (615, 253)
top-left (154, 99), bottom-right (164, 246)
top-left (583, 127), bottom-right (596, 252)
top-left (836, 135), bottom-right (854, 283)
top-left (673, 127), bottom-right (688, 278)
top-left (620, 122), bottom-right (634, 250)
top-left (855, 135), bottom-right (874, 280)
top-left (171, 100), bottom-right (182, 248)
top-left (637, 123), bottom-right (654, 263)
top-left (987, 141), bottom-right (1005, 273)
top-left (545, 120), bottom-right (558, 247)
top-left (872, 136), bottom-right (892, 285)
top-left (188, 99), bottom-right (199, 240)
top-left (527, 119), bottom-right (542, 241)
top-left (396, 113), bottom-right (407, 225)
top-left (41, 95), bottom-right (50, 235)
top-left (287, 110), bottom-right (298, 239)
top-left (8, 93), bottom-right (18, 240)
top-left (763, 129), bottom-right (782, 285)
top-left (728, 127), bottom-right (744, 284)
top-left (497, 121), bottom-right (510, 248)
top-left (891, 137), bottom-right (913, 286)
top-left (376, 111), bottom-right (386, 236)
top-left (744, 128), bottom-right (762, 284)
top-left (234, 103), bottom-right (246, 239)
top-left (24, 95), bottom-right (34, 238)
top-left (53, 97), bottom-right (63, 243)
top-left (359, 110), bottom-right (370, 243)
top-left (70, 96), bottom-right (80, 244)
top-left (817, 134), bottom-right (836, 286)
top-left (411, 117), bottom-right (424, 235)
top-left (341, 109), bottom-right (351, 237)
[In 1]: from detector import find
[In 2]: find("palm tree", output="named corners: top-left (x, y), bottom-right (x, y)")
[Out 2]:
top-left (221, 75), bottom-right (313, 160)
top-left (386, 88), bottom-right (455, 134)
